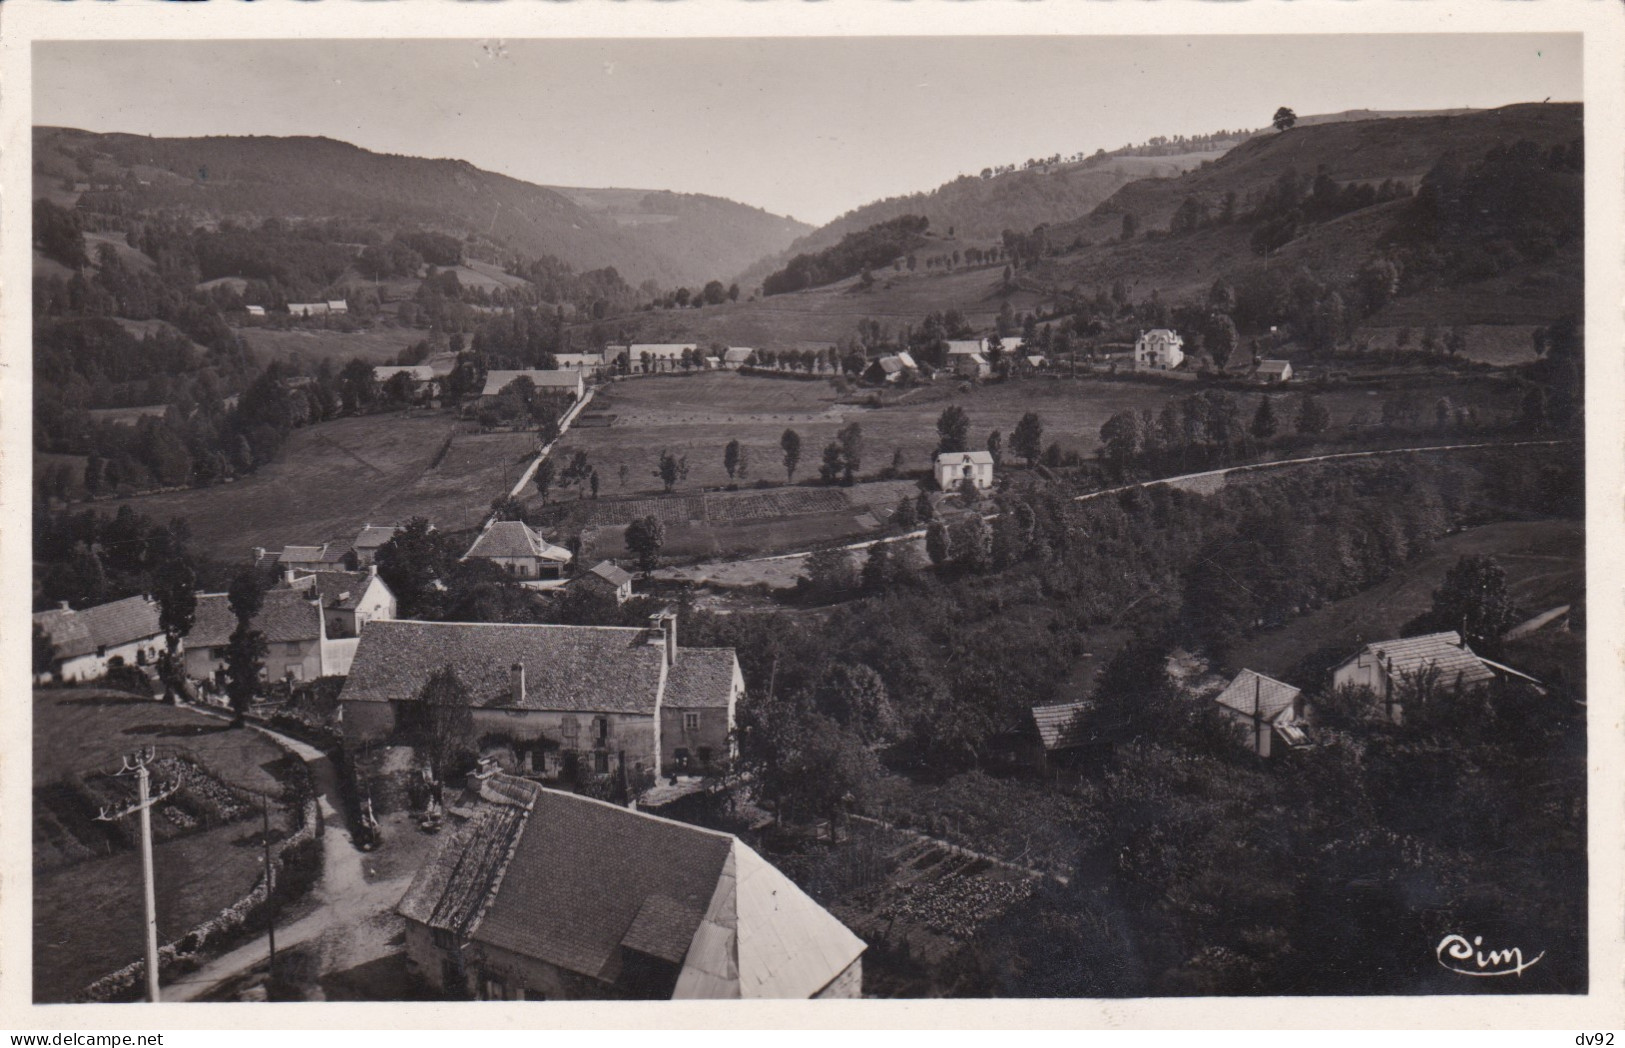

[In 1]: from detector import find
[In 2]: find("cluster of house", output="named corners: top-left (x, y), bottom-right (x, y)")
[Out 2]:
top-left (1029, 629), bottom-right (1542, 768)
top-left (1134, 328), bottom-right (1294, 383)
top-left (603, 344), bottom-right (758, 373)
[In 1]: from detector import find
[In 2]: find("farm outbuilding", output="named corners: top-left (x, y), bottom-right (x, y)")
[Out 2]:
top-left (464, 520), bottom-right (573, 579)
top-left (575, 560), bottom-right (635, 604)
top-left (399, 776), bottom-right (864, 1000)
top-left (935, 450), bottom-right (994, 492)
top-left (32, 595), bottom-right (165, 684)
top-left (1255, 360), bottom-right (1293, 384)
top-left (480, 369), bottom-right (586, 404)
top-left (1027, 701), bottom-right (1097, 775)
top-left (1213, 669), bottom-right (1310, 758)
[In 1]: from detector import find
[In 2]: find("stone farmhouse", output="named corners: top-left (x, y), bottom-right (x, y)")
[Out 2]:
top-left (338, 612), bottom-right (741, 780)
top-left (1134, 328), bottom-right (1185, 370)
top-left (253, 543), bottom-right (351, 574)
top-left (574, 560), bottom-right (635, 604)
top-left (864, 351), bottom-right (918, 385)
top-left (184, 588), bottom-right (329, 685)
top-left (935, 450), bottom-right (995, 492)
top-left (33, 595), bottom-right (165, 684)
top-left (1213, 669), bottom-right (1310, 758)
top-left (399, 775), bottom-right (864, 1000)
top-left (722, 347), bottom-right (755, 369)
top-left (464, 519), bottom-right (573, 580)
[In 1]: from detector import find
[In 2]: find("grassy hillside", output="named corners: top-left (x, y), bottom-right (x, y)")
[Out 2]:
top-left (35, 127), bottom-right (810, 288)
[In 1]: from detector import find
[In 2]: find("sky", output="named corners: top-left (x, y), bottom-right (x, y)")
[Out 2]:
top-left (34, 35), bottom-right (1581, 227)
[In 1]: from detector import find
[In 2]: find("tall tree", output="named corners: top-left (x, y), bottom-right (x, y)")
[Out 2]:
top-left (1296, 394), bottom-right (1330, 437)
top-left (836, 422), bottom-right (864, 481)
top-left (780, 428), bottom-right (802, 483)
top-left (724, 439), bottom-right (742, 481)
top-left (1011, 412), bottom-right (1044, 466)
top-left (375, 516), bottom-right (448, 618)
top-left (1273, 106), bottom-right (1297, 132)
top-left (224, 568), bottom-right (267, 723)
top-left (414, 665), bottom-right (476, 784)
top-left (624, 515), bottom-right (666, 573)
top-left (1415, 555), bottom-right (1519, 657)
top-left (154, 557), bottom-right (198, 703)
top-left (533, 457), bottom-right (556, 504)
top-left (936, 406), bottom-right (971, 455)
top-left (1250, 397), bottom-right (1279, 441)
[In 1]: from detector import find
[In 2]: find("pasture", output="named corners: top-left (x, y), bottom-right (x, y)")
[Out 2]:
top-left (238, 323), bottom-right (431, 366)
top-left (33, 689), bottom-right (293, 1002)
top-left (1226, 518), bottom-right (1584, 684)
top-left (110, 411), bottom-right (530, 559)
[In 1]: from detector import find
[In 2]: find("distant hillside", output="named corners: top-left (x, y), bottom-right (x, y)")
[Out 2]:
top-left (617, 103), bottom-right (1582, 349)
top-left (733, 107), bottom-right (1491, 292)
top-left (34, 127), bottom-right (810, 288)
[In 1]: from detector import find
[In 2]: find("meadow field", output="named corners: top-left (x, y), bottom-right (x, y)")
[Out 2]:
top-left (110, 411), bottom-right (531, 559)
top-left (237, 323), bottom-right (431, 366)
top-left (33, 689), bottom-right (293, 1002)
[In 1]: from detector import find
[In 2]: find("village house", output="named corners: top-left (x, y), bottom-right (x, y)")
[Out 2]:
top-left (253, 543), bottom-right (352, 574)
top-left (245, 305), bottom-right (266, 318)
top-left (464, 519), bottom-right (573, 580)
top-left (1213, 669), bottom-right (1310, 758)
top-left (1255, 359), bottom-right (1294, 384)
top-left (350, 523), bottom-right (405, 568)
top-left (943, 338), bottom-right (987, 358)
top-left (398, 775), bottom-right (864, 1000)
top-left (1330, 630), bottom-right (1496, 723)
top-left (33, 595), bottom-right (165, 684)
top-left (863, 351), bottom-right (918, 385)
top-left (338, 612), bottom-right (741, 780)
top-left (183, 588), bottom-right (328, 685)
top-left (480, 369), bottom-right (586, 405)
top-left (935, 450), bottom-right (995, 492)
top-left (574, 560), bottom-right (635, 604)
top-left (722, 347), bottom-right (754, 369)
top-left (554, 351), bottom-right (609, 378)
top-left (954, 353), bottom-right (991, 379)
top-left (279, 567), bottom-right (397, 639)
top-left (1134, 328), bottom-right (1185, 370)
top-left (372, 364), bottom-right (440, 399)
top-left (1027, 700), bottom-right (1093, 775)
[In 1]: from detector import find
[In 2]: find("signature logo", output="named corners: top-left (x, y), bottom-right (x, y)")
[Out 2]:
top-left (1436, 934), bottom-right (1544, 977)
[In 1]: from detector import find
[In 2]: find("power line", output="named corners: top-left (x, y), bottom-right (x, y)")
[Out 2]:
top-left (94, 747), bottom-right (178, 1003)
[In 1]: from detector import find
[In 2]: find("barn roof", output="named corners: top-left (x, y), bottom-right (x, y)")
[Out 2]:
top-left (33, 595), bottom-right (163, 659)
top-left (1031, 701), bottom-right (1092, 751)
top-left (1214, 669), bottom-right (1302, 723)
top-left (1342, 630), bottom-right (1495, 688)
top-left (481, 369), bottom-right (583, 397)
top-left (465, 520), bottom-right (572, 563)
top-left (1256, 359), bottom-right (1292, 376)
top-left (340, 620), bottom-right (667, 714)
top-left (186, 590), bottom-right (323, 648)
top-left (665, 649), bottom-right (739, 710)
top-left (723, 347), bottom-right (754, 363)
top-left (401, 780), bottom-right (864, 996)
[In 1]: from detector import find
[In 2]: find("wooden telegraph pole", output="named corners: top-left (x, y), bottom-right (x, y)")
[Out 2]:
top-left (96, 748), bottom-right (177, 1003)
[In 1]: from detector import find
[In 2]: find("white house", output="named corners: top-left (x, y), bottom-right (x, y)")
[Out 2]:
top-left (245, 305), bottom-right (266, 318)
top-left (935, 450), bottom-right (995, 492)
top-left (943, 339), bottom-right (987, 357)
top-left (464, 520), bottom-right (573, 579)
top-left (1256, 360), bottom-right (1293, 384)
top-left (1213, 669), bottom-right (1310, 758)
top-left (1134, 329), bottom-right (1185, 370)
top-left (722, 347), bottom-right (755, 369)
top-left (33, 596), bottom-right (165, 683)
top-left (1330, 631), bottom-right (1496, 723)
top-left (325, 299), bottom-right (349, 315)
top-left (287, 302), bottom-right (331, 317)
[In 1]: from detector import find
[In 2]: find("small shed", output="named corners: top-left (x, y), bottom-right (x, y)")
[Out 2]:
top-left (1213, 669), bottom-right (1309, 758)
top-left (575, 560), bottom-right (635, 604)
top-left (1256, 359), bottom-right (1293, 384)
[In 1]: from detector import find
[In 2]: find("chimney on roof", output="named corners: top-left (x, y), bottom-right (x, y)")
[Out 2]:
top-left (648, 609), bottom-right (678, 667)
top-left (253, 546), bottom-right (266, 562)
top-left (284, 568), bottom-right (296, 586)
top-left (58, 600), bottom-right (71, 612)
top-left (510, 662), bottom-right (525, 705)
top-left (368, 564), bottom-right (377, 577)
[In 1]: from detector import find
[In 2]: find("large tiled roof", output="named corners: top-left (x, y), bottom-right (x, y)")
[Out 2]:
top-left (1348, 630), bottom-right (1494, 688)
top-left (284, 570), bottom-right (379, 611)
top-left (186, 590), bottom-right (322, 648)
top-left (1031, 701), bottom-right (1091, 751)
top-left (398, 802), bottom-right (529, 936)
top-left (470, 789), bottom-right (734, 981)
top-left (33, 596), bottom-right (162, 659)
top-left (665, 649), bottom-right (738, 710)
top-left (1214, 669), bottom-right (1302, 722)
top-left (340, 620), bottom-right (667, 714)
top-left (481, 369), bottom-right (582, 397)
top-left (465, 520), bottom-right (572, 563)
top-left (944, 339), bottom-right (985, 355)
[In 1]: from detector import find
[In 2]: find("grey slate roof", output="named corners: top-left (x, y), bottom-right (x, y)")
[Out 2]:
top-left (283, 570), bottom-right (379, 611)
top-left (1214, 669), bottom-right (1302, 722)
top-left (470, 789), bottom-right (733, 981)
top-left (586, 561), bottom-right (634, 588)
top-left (186, 590), bottom-right (322, 648)
top-left (465, 520), bottom-right (572, 563)
top-left (665, 649), bottom-right (739, 710)
top-left (937, 450), bottom-right (994, 466)
top-left (398, 802), bottom-right (529, 937)
top-left (1346, 630), bottom-right (1495, 688)
top-left (352, 524), bottom-right (402, 550)
top-left (340, 620), bottom-right (668, 714)
top-left (33, 596), bottom-right (162, 659)
top-left (481, 369), bottom-right (583, 397)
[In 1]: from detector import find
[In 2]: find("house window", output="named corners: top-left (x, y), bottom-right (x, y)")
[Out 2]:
top-left (682, 712), bottom-right (699, 732)
top-left (432, 928), bottom-right (456, 950)
top-left (594, 716), bottom-right (608, 744)
top-left (561, 716), bottom-right (579, 741)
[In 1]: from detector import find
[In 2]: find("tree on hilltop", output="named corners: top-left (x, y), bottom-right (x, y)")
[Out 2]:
top-left (1273, 107), bottom-right (1297, 132)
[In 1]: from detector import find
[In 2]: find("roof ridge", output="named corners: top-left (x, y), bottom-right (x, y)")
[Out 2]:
top-left (534, 783), bottom-right (739, 843)
top-left (368, 618), bottom-right (651, 635)
top-left (464, 781), bottom-right (542, 941)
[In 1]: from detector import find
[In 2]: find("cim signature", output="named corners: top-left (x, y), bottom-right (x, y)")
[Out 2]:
top-left (1436, 934), bottom-right (1545, 977)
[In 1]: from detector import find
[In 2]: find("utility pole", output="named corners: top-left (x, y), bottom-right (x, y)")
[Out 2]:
top-left (262, 794), bottom-right (278, 993)
top-left (96, 748), bottom-right (177, 1003)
